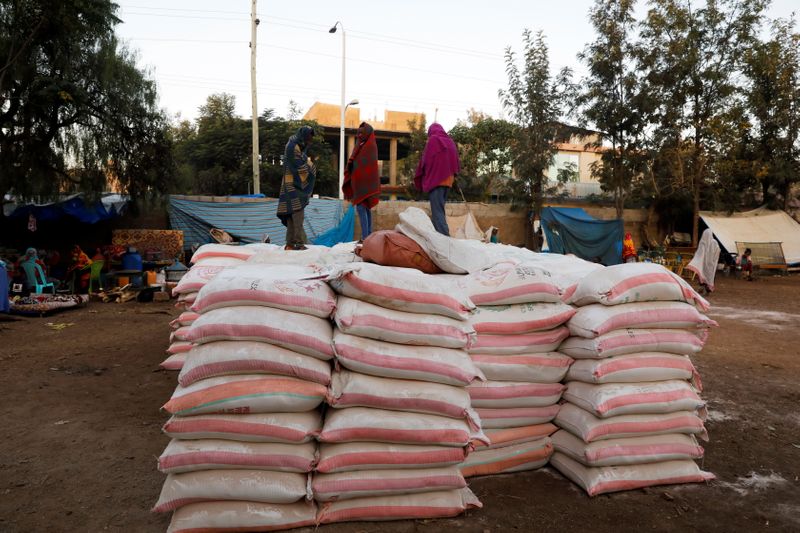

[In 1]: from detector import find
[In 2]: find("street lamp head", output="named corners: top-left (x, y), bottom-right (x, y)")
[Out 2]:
top-left (329, 22), bottom-right (340, 33)
top-left (347, 99), bottom-right (359, 107)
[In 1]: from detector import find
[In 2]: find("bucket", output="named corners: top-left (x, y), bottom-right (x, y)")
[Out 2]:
top-left (117, 276), bottom-right (129, 287)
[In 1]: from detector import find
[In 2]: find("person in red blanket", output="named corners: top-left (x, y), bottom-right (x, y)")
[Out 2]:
top-left (343, 122), bottom-right (381, 240)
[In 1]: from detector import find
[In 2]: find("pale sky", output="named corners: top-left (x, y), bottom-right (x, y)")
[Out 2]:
top-left (114, 0), bottom-right (798, 131)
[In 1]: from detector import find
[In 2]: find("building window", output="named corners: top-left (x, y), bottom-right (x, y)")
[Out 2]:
top-left (547, 152), bottom-right (580, 183)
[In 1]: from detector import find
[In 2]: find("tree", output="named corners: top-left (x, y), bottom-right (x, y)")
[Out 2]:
top-left (578, 0), bottom-right (646, 218)
top-left (399, 115), bottom-right (428, 196)
top-left (637, 0), bottom-right (768, 245)
top-left (499, 30), bottom-right (577, 250)
top-left (0, 0), bottom-right (174, 206)
top-left (448, 110), bottom-right (516, 202)
top-left (742, 17), bottom-right (800, 209)
top-left (171, 96), bottom-right (337, 197)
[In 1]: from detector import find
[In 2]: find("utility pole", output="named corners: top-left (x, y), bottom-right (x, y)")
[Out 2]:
top-left (250, 1), bottom-right (260, 195)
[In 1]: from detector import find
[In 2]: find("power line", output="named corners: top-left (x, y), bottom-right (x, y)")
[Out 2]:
top-left (118, 5), bottom-right (502, 60)
top-left (124, 36), bottom-right (505, 85)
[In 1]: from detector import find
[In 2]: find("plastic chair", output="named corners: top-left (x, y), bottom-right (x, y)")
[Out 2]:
top-left (20, 262), bottom-right (55, 294)
top-left (89, 260), bottom-right (105, 293)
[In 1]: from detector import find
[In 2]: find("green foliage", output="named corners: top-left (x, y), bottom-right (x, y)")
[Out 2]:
top-left (742, 17), bottom-right (800, 209)
top-left (499, 29), bottom-right (577, 249)
top-left (448, 110), bottom-right (516, 202)
top-left (398, 115), bottom-right (428, 196)
top-left (578, 0), bottom-right (646, 218)
top-left (0, 0), bottom-right (175, 203)
top-left (636, 0), bottom-right (768, 244)
top-left (171, 94), bottom-right (337, 197)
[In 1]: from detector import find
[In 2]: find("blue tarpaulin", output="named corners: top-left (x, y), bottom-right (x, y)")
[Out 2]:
top-left (313, 205), bottom-right (355, 247)
top-left (540, 207), bottom-right (624, 265)
top-left (168, 196), bottom-right (349, 248)
top-left (9, 196), bottom-right (120, 224)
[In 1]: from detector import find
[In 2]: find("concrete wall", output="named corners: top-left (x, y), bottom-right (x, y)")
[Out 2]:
top-left (368, 201), bottom-right (658, 249)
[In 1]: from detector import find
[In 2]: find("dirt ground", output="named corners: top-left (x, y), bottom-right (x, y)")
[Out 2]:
top-left (1, 274), bottom-right (799, 532)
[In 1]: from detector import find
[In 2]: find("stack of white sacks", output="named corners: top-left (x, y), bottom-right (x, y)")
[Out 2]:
top-left (452, 261), bottom-right (577, 477)
top-left (155, 261), bottom-right (337, 532)
top-left (551, 262), bottom-right (716, 495)
top-left (319, 262), bottom-right (483, 523)
top-left (164, 244), bottom-right (269, 370)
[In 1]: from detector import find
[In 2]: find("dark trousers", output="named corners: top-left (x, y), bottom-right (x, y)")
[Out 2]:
top-left (356, 203), bottom-right (372, 239)
top-left (285, 209), bottom-right (307, 245)
top-left (429, 186), bottom-right (450, 236)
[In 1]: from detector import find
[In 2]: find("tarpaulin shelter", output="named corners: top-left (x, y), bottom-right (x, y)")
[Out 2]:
top-left (700, 207), bottom-right (800, 266)
top-left (540, 207), bottom-right (624, 265)
top-left (6, 194), bottom-right (127, 223)
top-left (168, 195), bottom-right (350, 248)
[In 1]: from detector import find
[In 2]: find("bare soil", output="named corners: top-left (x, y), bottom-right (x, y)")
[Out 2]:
top-left (1, 274), bottom-right (799, 532)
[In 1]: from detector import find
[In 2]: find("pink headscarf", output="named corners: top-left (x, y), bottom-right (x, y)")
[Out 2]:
top-left (414, 123), bottom-right (460, 193)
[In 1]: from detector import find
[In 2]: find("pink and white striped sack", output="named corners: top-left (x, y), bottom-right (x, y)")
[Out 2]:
top-left (467, 381), bottom-right (565, 408)
top-left (157, 439), bottom-right (317, 474)
top-left (332, 331), bottom-right (484, 386)
top-left (567, 301), bottom-right (717, 338)
top-left (554, 403), bottom-right (709, 443)
top-left (170, 311), bottom-right (199, 329)
top-left (311, 467), bottom-right (467, 502)
top-left (470, 352), bottom-right (573, 383)
top-left (469, 302), bottom-right (576, 334)
top-left (166, 341), bottom-right (193, 355)
top-left (177, 341), bottom-right (332, 387)
top-left (190, 243), bottom-right (259, 263)
top-left (563, 380), bottom-right (705, 419)
top-left (319, 407), bottom-right (487, 447)
top-left (192, 264), bottom-right (336, 318)
top-left (328, 370), bottom-right (479, 426)
top-left (550, 453), bottom-right (714, 496)
top-left (566, 352), bottom-right (702, 389)
top-left (551, 429), bottom-right (704, 467)
top-left (185, 305), bottom-right (334, 360)
top-left (153, 469), bottom-right (309, 512)
top-left (167, 501), bottom-right (317, 533)
top-left (315, 488), bottom-right (481, 524)
top-left (316, 442), bottom-right (468, 473)
top-left (162, 411), bottom-right (322, 443)
top-left (162, 374), bottom-right (327, 416)
top-left (468, 327), bottom-right (569, 355)
top-left (559, 328), bottom-right (708, 359)
top-left (172, 265), bottom-right (227, 296)
top-left (160, 353), bottom-right (186, 371)
top-left (335, 296), bottom-right (476, 349)
top-left (328, 263), bottom-right (475, 320)
top-left (475, 404), bottom-right (561, 429)
top-left (455, 261), bottom-right (566, 305)
top-left (567, 262), bottom-right (710, 310)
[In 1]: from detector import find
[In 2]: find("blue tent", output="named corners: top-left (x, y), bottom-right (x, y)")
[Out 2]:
top-left (9, 196), bottom-right (121, 224)
top-left (168, 195), bottom-right (350, 248)
top-left (540, 207), bottom-right (624, 265)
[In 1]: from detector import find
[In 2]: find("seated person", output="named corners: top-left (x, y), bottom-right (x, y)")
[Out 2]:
top-left (66, 245), bottom-right (93, 293)
top-left (738, 248), bottom-right (753, 281)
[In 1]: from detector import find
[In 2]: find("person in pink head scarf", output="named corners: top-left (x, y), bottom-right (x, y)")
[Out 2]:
top-left (414, 123), bottom-right (460, 236)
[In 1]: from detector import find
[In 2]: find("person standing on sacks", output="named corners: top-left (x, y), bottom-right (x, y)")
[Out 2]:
top-left (277, 126), bottom-right (316, 250)
top-left (414, 123), bottom-right (460, 236)
top-left (343, 122), bottom-right (381, 240)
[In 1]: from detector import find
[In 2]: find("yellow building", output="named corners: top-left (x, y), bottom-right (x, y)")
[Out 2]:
top-left (303, 102), bottom-right (425, 198)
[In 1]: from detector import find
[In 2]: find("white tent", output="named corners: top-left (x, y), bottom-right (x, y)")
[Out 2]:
top-left (700, 207), bottom-right (800, 265)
